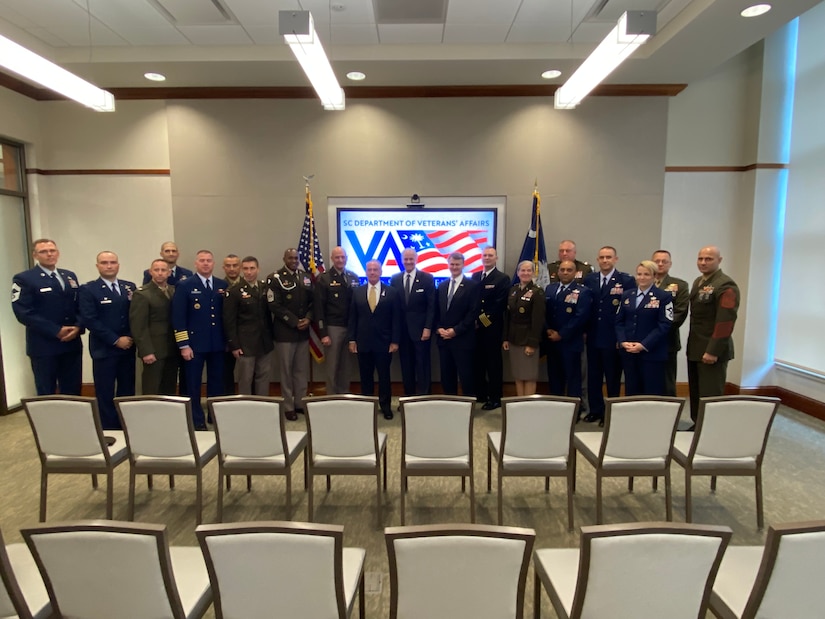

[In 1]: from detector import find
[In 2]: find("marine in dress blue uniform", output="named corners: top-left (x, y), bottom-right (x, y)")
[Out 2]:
top-left (615, 267), bottom-right (673, 396)
top-left (171, 251), bottom-right (228, 428)
top-left (78, 251), bottom-right (136, 430)
top-left (583, 247), bottom-right (635, 423)
top-left (545, 261), bottom-right (593, 399)
top-left (11, 239), bottom-right (83, 396)
top-left (390, 248), bottom-right (436, 397)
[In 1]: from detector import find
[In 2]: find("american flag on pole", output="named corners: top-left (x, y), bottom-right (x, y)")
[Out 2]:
top-left (297, 184), bottom-right (325, 362)
top-left (394, 230), bottom-right (485, 275)
top-left (513, 186), bottom-right (550, 288)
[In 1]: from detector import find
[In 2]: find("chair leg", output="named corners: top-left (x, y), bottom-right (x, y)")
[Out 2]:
top-left (487, 447), bottom-right (492, 493)
top-left (39, 471), bottom-right (48, 522)
top-left (571, 451), bottom-right (577, 494)
top-left (147, 474), bottom-right (153, 490)
top-left (169, 475), bottom-right (175, 490)
top-left (469, 471), bottom-right (476, 523)
top-left (91, 474), bottom-right (98, 489)
top-left (359, 570), bottom-right (366, 619)
top-left (461, 476), bottom-right (466, 493)
top-left (376, 468), bottom-right (382, 527)
top-left (534, 571), bottom-right (541, 619)
top-left (326, 475), bottom-right (331, 492)
top-left (196, 470), bottom-right (203, 525)
top-left (685, 471), bottom-right (693, 523)
top-left (665, 471), bottom-right (672, 522)
top-left (303, 450), bottom-right (308, 490)
top-left (247, 475), bottom-right (252, 491)
top-left (400, 474), bottom-right (406, 526)
top-left (497, 469), bottom-right (503, 525)
top-left (106, 471), bottom-right (114, 519)
top-left (217, 471), bottom-right (225, 523)
top-left (653, 476), bottom-right (658, 492)
top-left (755, 471), bottom-right (764, 530)
top-left (226, 475), bottom-right (232, 491)
top-left (307, 473), bottom-right (314, 522)
top-left (128, 470), bottom-right (136, 521)
top-left (628, 476), bottom-right (634, 493)
top-left (596, 473), bottom-right (603, 525)
top-left (286, 470), bottom-right (292, 517)
top-left (383, 449), bottom-right (388, 492)
top-left (567, 471), bottom-right (575, 532)
top-left (545, 477), bottom-right (550, 492)
top-left (711, 475), bottom-right (717, 492)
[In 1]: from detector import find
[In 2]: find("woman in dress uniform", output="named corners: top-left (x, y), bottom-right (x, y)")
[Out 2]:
top-left (503, 260), bottom-right (546, 396)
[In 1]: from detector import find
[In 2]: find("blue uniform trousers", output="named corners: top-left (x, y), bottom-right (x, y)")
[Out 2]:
top-left (93, 355), bottom-right (136, 429)
top-left (184, 351), bottom-right (224, 428)
top-left (586, 344), bottom-right (623, 419)
top-left (30, 352), bottom-right (82, 396)
top-left (547, 346), bottom-right (582, 398)
top-left (621, 353), bottom-right (665, 397)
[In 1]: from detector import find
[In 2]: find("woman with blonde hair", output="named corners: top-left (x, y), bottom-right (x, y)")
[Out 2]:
top-left (503, 260), bottom-right (545, 396)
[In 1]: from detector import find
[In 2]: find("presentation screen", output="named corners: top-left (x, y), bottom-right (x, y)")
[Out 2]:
top-left (337, 207), bottom-right (498, 285)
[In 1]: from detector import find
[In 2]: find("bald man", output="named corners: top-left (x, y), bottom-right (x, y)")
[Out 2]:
top-left (686, 246), bottom-right (739, 422)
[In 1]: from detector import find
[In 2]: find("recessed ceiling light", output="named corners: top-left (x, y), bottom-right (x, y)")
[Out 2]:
top-left (740, 4), bottom-right (771, 17)
top-left (541, 70), bottom-right (562, 79)
top-left (347, 71), bottom-right (366, 81)
top-left (144, 72), bottom-right (166, 82)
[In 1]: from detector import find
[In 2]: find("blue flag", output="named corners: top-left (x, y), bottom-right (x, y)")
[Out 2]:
top-left (513, 189), bottom-right (550, 288)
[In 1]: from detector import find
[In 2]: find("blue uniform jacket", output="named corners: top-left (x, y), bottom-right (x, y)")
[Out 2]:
top-left (615, 286), bottom-right (674, 361)
top-left (171, 275), bottom-right (228, 353)
top-left (544, 282), bottom-right (593, 353)
top-left (583, 270), bottom-right (636, 348)
top-left (11, 266), bottom-right (83, 357)
top-left (79, 278), bottom-right (136, 360)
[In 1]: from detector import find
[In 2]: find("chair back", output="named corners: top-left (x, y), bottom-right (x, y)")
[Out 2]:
top-left (23, 396), bottom-right (108, 460)
top-left (21, 521), bottom-right (186, 619)
top-left (196, 522), bottom-right (346, 619)
top-left (0, 530), bottom-right (43, 619)
top-left (208, 396), bottom-right (286, 458)
top-left (601, 397), bottom-right (684, 460)
top-left (401, 397), bottom-right (474, 459)
top-left (692, 396), bottom-right (779, 460)
top-left (501, 396), bottom-right (578, 459)
top-left (385, 524), bottom-right (535, 619)
top-left (742, 521), bottom-right (825, 619)
top-left (116, 396), bottom-right (197, 459)
top-left (305, 395), bottom-right (379, 458)
top-left (573, 522), bottom-right (731, 619)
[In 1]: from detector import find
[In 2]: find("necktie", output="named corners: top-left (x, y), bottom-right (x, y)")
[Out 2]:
top-left (636, 291), bottom-right (645, 308)
top-left (481, 271), bottom-right (487, 281)
top-left (447, 279), bottom-right (456, 309)
top-left (111, 281), bottom-right (120, 296)
top-left (368, 285), bottom-right (377, 312)
top-left (601, 276), bottom-right (608, 290)
top-left (557, 285), bottom-right (566, 300)
top-left (50, 272), bottom-right (63, 291)
top-left (405, 273), bottom-right (412, 302)
top-left (205, 278), bottom-right (212, 292)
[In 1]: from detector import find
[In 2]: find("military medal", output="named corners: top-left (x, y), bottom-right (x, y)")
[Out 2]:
top-left (518, 307), bottom-right (526, 313)
top-left (194, 303), bottom-right (201, 309)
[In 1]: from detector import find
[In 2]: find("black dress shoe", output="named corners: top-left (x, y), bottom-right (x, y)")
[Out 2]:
top-left (294, 408), bottom-right (305, 415)
top-left (583, 413), bottom-right (603, 424)
top-left (383, 410), bottom-right (394, 420)
top-left (482, 401), bottom-right (501, 411)
top-left (285, 410), bottom-right (298, 421)
top-left (194, 424), bottom-right (208, 431)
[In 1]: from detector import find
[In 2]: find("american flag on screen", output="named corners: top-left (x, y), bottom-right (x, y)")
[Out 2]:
top-left (395, 230), bottom-right (485, 275)
top-left (297, 186), bottom-right (325, 362)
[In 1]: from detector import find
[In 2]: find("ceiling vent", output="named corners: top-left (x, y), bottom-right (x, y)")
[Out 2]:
top-left (146, 0), bottom-right (236, 26)
top-left (372, 0), bottom-right (448, 24)
top-left (584, 0), bottom-right (667, 23)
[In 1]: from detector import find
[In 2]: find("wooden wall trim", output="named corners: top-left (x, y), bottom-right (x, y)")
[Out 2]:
top-left (665, 163), bottom-right (788, 172)
top-left (26, 168), bottom-right (171, 176)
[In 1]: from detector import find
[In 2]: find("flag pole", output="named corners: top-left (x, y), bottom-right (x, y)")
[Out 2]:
top-left (533, 180), bottom-right (541, 273)
top-left (303, 175), bottom-right (316, 395)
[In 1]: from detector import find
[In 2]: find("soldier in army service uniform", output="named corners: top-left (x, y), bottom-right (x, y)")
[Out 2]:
top-left (267, 248), bottom-right (314, 420)
top-left (548, 240), bottom-right (593, 283)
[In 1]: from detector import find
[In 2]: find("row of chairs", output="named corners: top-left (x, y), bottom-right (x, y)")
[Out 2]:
top-left (23, 394), bottom-right (779, 530)
top-left (2, 518), bottom-right (824, 619)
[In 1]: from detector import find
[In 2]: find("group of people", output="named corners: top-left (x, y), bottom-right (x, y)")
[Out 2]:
top-left (11, 236), bottom-right (738, 431)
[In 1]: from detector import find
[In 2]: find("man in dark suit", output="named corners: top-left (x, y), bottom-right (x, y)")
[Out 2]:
top-left (172, 249), bottom-right (228, 429)
top-left (130, 258), bottom-right (178, 395)
top-left (435, 252), bottom-right (479, 396)
top-left (142, 241), bottom-right (193, 285)
top-left (79, 251), bottom-right (137, 430)
top-left (348, 260), bottom-right (401, 419)
top-left (582, 246), bottom-right (635, 424)
top-left (223, 256), bottom-right (274, 396)
top-left (11, 238), bottom-right (83, 396)
top-left (472, 246), bottom-right (510, 410)
top-left (652, 250), bottom-right (690, 397)
top-left (390, 247), bottom-right (435, 397)
top-left (545, 260), bottom-right (593, 400)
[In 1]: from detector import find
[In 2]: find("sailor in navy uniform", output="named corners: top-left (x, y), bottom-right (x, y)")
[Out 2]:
top-left (582, 246), bottom-right (635, 423)
top-left (171, 250), bottom-right (228, 429)
top-left (11, 239), bottom-right (83, 396)
top-left (615, 261), bottom-right (673, 396)
top-left (78, 251), bottom-right (136, 429)
top-left (472, 247), bottom-right (510, 410)
top-left (142, 241), bottom-right (193, 286)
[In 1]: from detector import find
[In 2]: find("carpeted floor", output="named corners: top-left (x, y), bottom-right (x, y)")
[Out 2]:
top-left (2, 397), bottom-right (824, 618)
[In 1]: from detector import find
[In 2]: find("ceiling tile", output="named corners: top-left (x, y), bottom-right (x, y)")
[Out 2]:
top-left (570, 21), bottom-right (614, 44)
top-left (445, 0), bottom-right (521, 25)
top-left (244, 24), bottom-right (282, 44)
top-left (0, 2), bottom-right (37, 29)
top-left (377, 23), bottom-right (443, 44)
top-left (176, 24), bottom-right (254, 45)
top-left (443, 23), bottom-right (510, 44)
top-left (508, 0), bottom-right (575, 43)
top-left (223, 0), bottom-right (300, 26)
top-left (1, 0), bottom-right (126, 46)
top-left (329, 0), bottom-right (375, 25)
top-left (331, 23), bottom-right (379, 45)
top-left (85, 0), bottom-right (189, 46)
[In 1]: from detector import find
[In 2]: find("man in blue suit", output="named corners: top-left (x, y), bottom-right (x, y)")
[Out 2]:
top-left (583, 246), bottom-right (635, 424)
top-left (435, 252), bottom-right (479, 397)
top-left (12, 239), bottom-right (83, 396)
top-left (142, 241), bottom-right (193, 286)
top-left (349, 260), bottom-right (401, 419)
top-left (390, 248), bottom-right (435, 397)
top-left (171, 250), bottom-right (228, 429)
top-left (545, 260), bottom-right (593, 400)
top-left (79, 251), bottom-right (137, 429)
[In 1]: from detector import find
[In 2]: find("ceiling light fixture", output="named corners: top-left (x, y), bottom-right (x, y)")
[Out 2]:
top-left (740, 4), bottom-right (772, 18)
top-left (541, 70), bottom-right (562, 79)
top-left (144, 72), bottom-right (166, 82)
top-left (554, 11), bottom-right (655, 110)
top-left (0, 33), bottom-right (115, 111)
top-left (346, 71), bottom-right (366, 81)
top-left (279, 10), bottom-right (345, 111)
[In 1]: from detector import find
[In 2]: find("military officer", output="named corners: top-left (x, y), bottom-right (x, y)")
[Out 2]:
top-left (129, 258), bottom-right (178, 395)
top-left (315, 246), bottom-right (359, 395)
top-left (221, 254), bottom-right (243, 394)
top-left (142, 241), bottom-right (193, 286)
top-left (652, 250), bottom-right (690, 397)
top-left (11, 238), bottom-right (83, 396)
top-left (171, 249), bottom-right (228, 429)
top-left (503, 261), bottom-right (545, 396)
top-left (687, 246), bottom-right (739, 422)
top-left (472, 246), bottom-right (510, 409)
top-left (544, 260), bottom-right (593, 400)
top-left (79, 251), bottom-right (136, 429)
top-left (583, 246), bottom-right (635, 424)
top-left (223, 256), bottom-right (274, 396)
top-left (267, 247), bottom-right (314, 420)
top-left (548, 240), bottom-right (593, 283)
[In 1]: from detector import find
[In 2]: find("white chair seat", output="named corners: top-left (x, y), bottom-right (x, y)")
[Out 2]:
top-left (223, 432), bottom-right (306, 469)
top-left (672, 435), bottom-right (757, 470)
top-left (134, 433), bottom-right (217, 469)
top-left (534, 548), bottom-right (581, 618)
top-left (169, 546), bottom-right (213, 619)
top-left (314, 432), bottom-right (386, 468)
top-left (405, 454), bottom-right (469, 469)
top-left (574, 433), bottom-right (665, 470)
top-left (708, 546), bottom-right (763, 619)
top-left (342, 547), bottom-right (367, 611)
top-left (489, 431), bottom-right (569, 472)
top-left (4, 543), bottom-right (52, 619)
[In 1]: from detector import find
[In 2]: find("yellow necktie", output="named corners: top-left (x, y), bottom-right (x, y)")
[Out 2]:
top-left (368, 285), bottom-right (377, 312)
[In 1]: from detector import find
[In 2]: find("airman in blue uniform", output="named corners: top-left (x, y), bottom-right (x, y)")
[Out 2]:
top-left (142, 241), bottom-right (193, 286)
